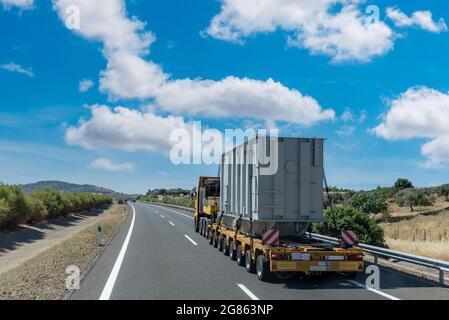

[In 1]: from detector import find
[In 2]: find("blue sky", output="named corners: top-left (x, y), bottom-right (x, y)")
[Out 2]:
top-left (1, 0), bottom-right (449, 194)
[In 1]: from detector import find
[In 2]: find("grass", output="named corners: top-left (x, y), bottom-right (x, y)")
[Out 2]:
top-left (380, 210), bottom-right (449, 261)
top-left (0, 204), bottom-right (126, 300)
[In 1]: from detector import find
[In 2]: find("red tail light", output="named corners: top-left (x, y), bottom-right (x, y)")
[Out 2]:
top-left (348, 254), bottom-right (363, 261)
top-left (271, 254), bottom-right (288, 260)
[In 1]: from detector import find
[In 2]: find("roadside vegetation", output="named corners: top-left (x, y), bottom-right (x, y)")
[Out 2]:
top-left (138, 188), bottom-right (193, 208)
top-left (0, 183), bottom-right (112, 229)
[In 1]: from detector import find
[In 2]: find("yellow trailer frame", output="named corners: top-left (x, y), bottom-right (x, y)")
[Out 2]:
top-left (204, 222), bottom-right (364, 281)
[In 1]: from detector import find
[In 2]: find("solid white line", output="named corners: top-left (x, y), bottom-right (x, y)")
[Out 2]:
top-left (347, 280), bottom-right (400, 300)
top-left (160, 215), bottom-right (165, 218)
top-left (237, 284), bottom-right (260, 300)
top-left (169, 221), bottom-right (175, 226)
top-left (184, 234), bottom-right (198, 246)
top-left (99, 203), bottom-right (136, 300)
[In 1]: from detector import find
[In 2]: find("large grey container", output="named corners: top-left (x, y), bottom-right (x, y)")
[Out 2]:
top-left (219, 136), bottom-right (324, 237)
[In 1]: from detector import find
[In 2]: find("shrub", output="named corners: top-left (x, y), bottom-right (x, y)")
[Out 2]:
top-left (0, 184), bottom-right (112, 229)
top-left (346, 191), bottom-right (388, 214)
top-left (437, 184), bottom-right (449, 201)
top-left (314, 206), bottom-right (386, 247)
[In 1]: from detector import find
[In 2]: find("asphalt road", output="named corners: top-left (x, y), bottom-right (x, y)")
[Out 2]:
top-left (71, 202), bottom-right (449, 300)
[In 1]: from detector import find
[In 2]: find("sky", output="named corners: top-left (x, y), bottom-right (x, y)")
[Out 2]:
top-left (0, 0), bottom-right (449, 194)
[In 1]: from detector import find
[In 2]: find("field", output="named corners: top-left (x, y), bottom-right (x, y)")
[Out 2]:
top-left (380, 210), bottom-right (449, 261)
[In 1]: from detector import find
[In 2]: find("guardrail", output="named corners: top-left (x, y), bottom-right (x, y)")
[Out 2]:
top-left (310, 233), bottom-right (449, 286)
top-left (145, 201), bottom-right (449, 286)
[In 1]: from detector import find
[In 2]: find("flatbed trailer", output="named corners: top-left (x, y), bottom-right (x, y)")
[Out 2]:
top-left (198, 217), bottom-right (364, 282)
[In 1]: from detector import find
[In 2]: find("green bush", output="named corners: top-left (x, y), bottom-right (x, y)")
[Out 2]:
top-left (0, 184), bottom-right (28, 226)
top-left (314, 206), bottom-right (386, 247)
top-left (0, 183), bottom-right (112, 228)
top-left (437, 184), bottom-right (449, 200)
top-left (345, 191), bottom-right (388, 214)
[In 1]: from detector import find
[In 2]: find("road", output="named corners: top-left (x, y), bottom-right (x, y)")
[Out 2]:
top-left (71, 202), bottom-right (449, 300)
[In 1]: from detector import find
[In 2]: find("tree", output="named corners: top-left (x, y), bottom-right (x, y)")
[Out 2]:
top-left (394, 178), bottom-right (413, 190)
top-left (395, 189), bottom-right (435, 212)
top-left (314, 206), bottom-right (386, 247)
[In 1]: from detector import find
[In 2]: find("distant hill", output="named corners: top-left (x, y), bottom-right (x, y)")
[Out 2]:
top-left (20, 181), bottom-right (124, 197)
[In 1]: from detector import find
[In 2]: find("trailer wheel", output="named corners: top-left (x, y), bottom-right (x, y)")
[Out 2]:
top-left (208, 231), bottom-right (214, 245)
top-left (245, 250), bottom-right (256, 273)
top-left (218, 235), bottom-right (224, 252)
top-left (256, 255), bottom-right (274, 282)
top-left (236, 245), bottom-right (245, 266)
top-left (194, 218), bottom-right (199, 233)
top-left (229, 240), bottom-right (236, 260)
top-left (201, 220), bottom-right (206, 237)
top-left (223, 237), bottom-right (230, 256)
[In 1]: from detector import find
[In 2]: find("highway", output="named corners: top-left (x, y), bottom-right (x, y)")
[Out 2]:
top-left (71, 203), bottom-right (449, 300)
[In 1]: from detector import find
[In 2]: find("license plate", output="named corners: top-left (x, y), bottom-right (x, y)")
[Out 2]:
top-left (340, 262), bottom-right (358, 270)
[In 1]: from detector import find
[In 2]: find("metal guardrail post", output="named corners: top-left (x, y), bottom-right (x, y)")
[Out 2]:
top-left (440, 269), bottom-right (445, 286)
top-left (374, 254), bottom-right (378, 265)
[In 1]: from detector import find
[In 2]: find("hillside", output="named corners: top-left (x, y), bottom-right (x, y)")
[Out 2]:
top-left (20, 181), bottom-right (117, 196)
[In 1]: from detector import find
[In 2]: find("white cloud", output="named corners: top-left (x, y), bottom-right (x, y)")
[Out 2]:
top-left (88, 158), bottom-right (135, 172)
top-left (336, 125), bottom-right (356, 137)
top-left (53, 0), bottom-right (334, 126)
top-left (386, 7), bottom-right (448, 33)
top-left (1, 0), bottom-right (33, 10)
top-left (155, 77), bottom-right (335, 125)
top-left (341, 108), bottom-right (354, 122)
top-left (65, 104), bottom-right (195, 153)
top-left (79, 79), bottom-right (94, 92)
top-left (205, 0), bottom-right (395, 63)
top-left (372, 87), bottom-right (449, 167)
top-left (1, 62), bottom-right (34, 77)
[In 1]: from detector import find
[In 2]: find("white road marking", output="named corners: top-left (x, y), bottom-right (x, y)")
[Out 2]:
top-left (99, 203), bottom-right (136, 300)
top-left (160, 215), bottom-right (165, 218)
top-left (184, 235), bottom-right (198, 246)
top-left (147, 204), bottom-right (194, 220)
top-left (347, 280), bottom-right (400, 300)
top-left (237, 284), bottom-right (260, 300)
top-left (169, 221), bottom-right (175, 226)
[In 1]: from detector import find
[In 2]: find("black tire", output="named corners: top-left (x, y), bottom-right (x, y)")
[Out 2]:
top-left (218, 235), bottom-right (224, 252)
top-left (229, 240), bottom-right (236, 260)
top-left (223, 237), bottom-right (230, 256)
top-left (256, 255), bottom-right (274, 282)
top-left (209, 231), bottom-right (214, 245)
top-left (213, 233), bottom-right (219, 248)
top-left (194, 218), bottom-right (199, 233)
top-left (245, 250), bottom-right (256, 273)
top-left (236, 245), bottom-right (245, 266)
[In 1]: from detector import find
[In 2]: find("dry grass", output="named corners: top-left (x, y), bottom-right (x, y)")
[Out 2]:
top-left (0, 204), bottom-right (126, 300)
top-left (387, 196), bottom-right (449, 218)
top-left (380, 210), bottom-right (449, 261)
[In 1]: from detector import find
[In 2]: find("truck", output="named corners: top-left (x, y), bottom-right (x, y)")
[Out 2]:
top-left (193, 136), bottom-right (364, 282)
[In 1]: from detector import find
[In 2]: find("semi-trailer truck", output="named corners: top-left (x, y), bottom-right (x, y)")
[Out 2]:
top-left (194, 136), bottom-right (364, 282)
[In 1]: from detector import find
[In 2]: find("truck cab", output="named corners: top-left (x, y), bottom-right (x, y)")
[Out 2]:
top-left (194, 176), bottom-right (220, 233)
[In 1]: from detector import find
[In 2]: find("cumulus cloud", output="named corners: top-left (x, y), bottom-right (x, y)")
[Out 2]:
top-left (386, 7), bottom-right (448, 33)
top-left (53, 0), bottom-right (334, 126)
top-left (65, 105), bottom-right (195, 153)
top-left (1, 0), bottom-right (33, 10)
top-left (372, 87), bottom-right (449, 167)
top-left (89, 158), bottom-right (135, 172)
top-left (205, 0), bottom-right (395, 63)
top-left (1, 62), bottom-right (34, 77)
top-left (156, 77), bottom-right (334, 125)
top-left (79, 79), bottom-right (94, 92)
